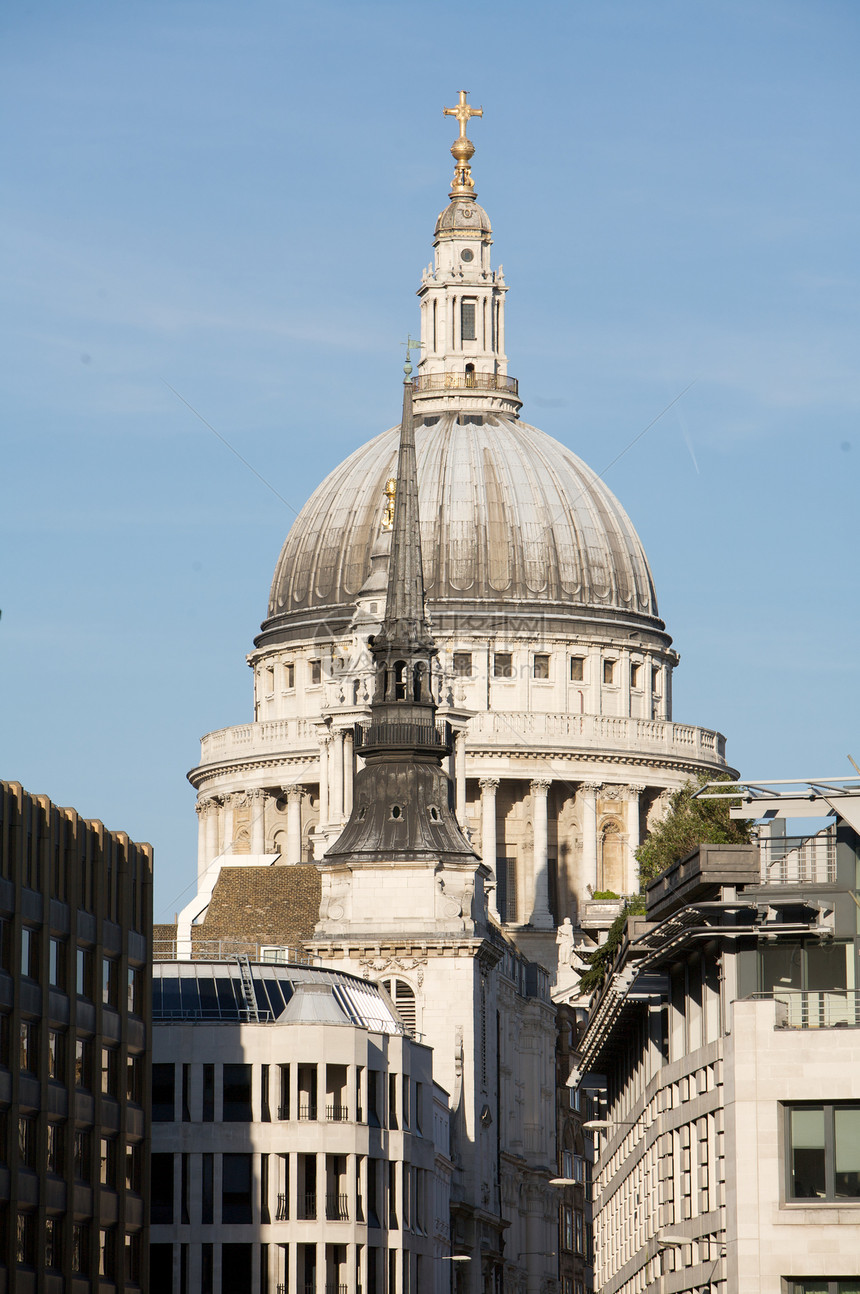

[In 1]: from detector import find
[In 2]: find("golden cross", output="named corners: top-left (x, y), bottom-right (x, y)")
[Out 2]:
top-left (444, 90), bottom-right (483, 139)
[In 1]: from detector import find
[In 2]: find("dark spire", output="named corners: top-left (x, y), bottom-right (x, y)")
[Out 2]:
top-left (322, 354), bottom-right (477, 868)
top-left (371, 368), bottom-right (435, 660)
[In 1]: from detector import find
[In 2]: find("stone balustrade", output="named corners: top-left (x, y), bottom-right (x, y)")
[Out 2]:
top-left (199, 711), bottom-right (727, 767)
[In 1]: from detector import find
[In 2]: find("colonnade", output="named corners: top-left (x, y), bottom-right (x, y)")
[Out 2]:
top-left (196, 727), bottom-right (649, 920)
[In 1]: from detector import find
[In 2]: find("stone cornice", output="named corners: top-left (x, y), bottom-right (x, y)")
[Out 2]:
top-left (307, 936), bottom-right (504, 969)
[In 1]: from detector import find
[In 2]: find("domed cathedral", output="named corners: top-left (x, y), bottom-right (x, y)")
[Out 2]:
top-left (188, 92), bottom-right (732, 972)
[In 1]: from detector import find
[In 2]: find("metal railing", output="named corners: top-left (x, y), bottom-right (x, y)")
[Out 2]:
top-left (275, 1192), bottom-right (288, 1221)
top-left (754, 990), bottom-right (860, 1029)
top-left (326, 1103), bottom-right (349, 1122)
top-left (277, 1103), bottom-right (289, 1120)
top-left (298, 1192), bottom-right (317, 1220)
top-left (326, 1193), bottom-right (349, 1221)
top-left (412, 372), bottom-right (518, 394)
top-left (298, 1101), bottom-right (317, 1121)
top-left (759, 832), bottom-right (837, 884)
top-left (326, 1285), bottom-right (348, 1294)
top-left (153, 937), bottom-right (311, 963)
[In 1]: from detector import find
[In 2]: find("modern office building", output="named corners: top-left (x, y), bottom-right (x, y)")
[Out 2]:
top-left (150, 960), bottom-right (440, 1294)
top-left (0, 780), bottom-right (152, 1293)
top-left (574, 777), bottom-right (860, 1294)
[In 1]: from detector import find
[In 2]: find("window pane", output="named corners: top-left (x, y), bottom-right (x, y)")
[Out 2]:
top-left (570, 656), bottom-right (584, 682)
top-left (461, 300), bottom-right (476, 341)
top-left (834, 1106), bottom-right (860, 1197)
top-left (790, 1106), bottom-right (826, 1198)
top-left (223, 1064), bottom-right (252, 1121)
top-left (533, 654), bottom-right (550, 680)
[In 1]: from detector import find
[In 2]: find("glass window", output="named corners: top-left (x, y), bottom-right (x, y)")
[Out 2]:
top-left (569, 656), bottom-right (585, 682)
top-left (461, 299), bottom-right (477, 341)
top-left (47, 1029), bottom-right (64, 1080)
top-left (223, 1064), bottom-right (253, 1121)
top-left (631, 662), bottom-right (642, 688)
top-left (44, 1217), bottom-right (60, 1269)
top-left (19, 1020), bottom-right (37, 1073)
top-left (453, 652), bottom-right (472, 678)
top-left (494, 653), bottom-right (513, 679)
top-left (309, 660), bottom-right (322, 686)
top-left (128, 966), bottom-right (140, 1013)
top-left (75, 1038), bottom-right (92, 1090)
top-left (76, 948), bottom-right (92, 999)
top-left (152, 1063), bottom-right (176, 1121)
top-left (49, 938), bottom-right (64, 989)
top-left (100, 1137), bottom-right (116, 1187)
top-left (285, 663), bottom-right (295, 689)
top-left (74, 1129), bottom-right (91, 1181)
top-left (20, 928), bottom-right (37, 978)
top-left (202, 1063), bottom-right (215, 1121)
top-left (603, 659), bottom-right (615, 684)
top-left (47, 1122), bottom-right (63, 1173)
top-left (102, 959), bottom-right (118, 1007)
top-left (126, 1142), bottom-right (141, 1193)
top-left (127, 1054), bottom-right (141, 1104)
top-left (533, 654), bottom-right (550, 680)
top-left (222, 1153), bottom-right (253, 1223)
top-left (72, 1223), bottom-right (89, 1273)
top-left (18, 1115), bottom-right (35, 1168)
top-left (151, 1152), bottom-right (175, 1225)
top-left (788, 1103), bottom-right (860, 1201)
top-left (101, 1047), bottom-right (118, 1097)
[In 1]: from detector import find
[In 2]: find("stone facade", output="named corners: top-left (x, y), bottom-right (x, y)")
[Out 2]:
top-left (574, 791), bottom-right (860, 1293)
top-left (0, 780), bottom-right (152, 1293)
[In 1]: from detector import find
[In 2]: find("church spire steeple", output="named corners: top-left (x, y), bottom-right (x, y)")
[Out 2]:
top-left (371, 347), bottom-right (434, 666)
top-left (319, 359), bottom-right (478, 873)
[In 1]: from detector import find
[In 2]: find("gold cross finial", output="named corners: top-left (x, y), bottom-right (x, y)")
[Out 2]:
top-left (444, 90), bottom-right (483, 139)
top-left (443, 90), bottom-right (483, 198)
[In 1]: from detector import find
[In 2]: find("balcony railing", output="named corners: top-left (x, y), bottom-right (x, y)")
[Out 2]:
top-left (153, 937), bottom-right (311, 964)
top-left (275, 1192), bottom-right (288, 1221)
top-left (326, 1285), bottom-right (348, 1294)
top-left (759, 832), bottom-right (837, 885)
top-left (755, 990), bottom-right (860, 1029)
top-left (298, 1102), bottom-right (317, 1121)
top-left (298, 1192), bottom-right (317, 1221)
top-left (326, 1193), bottom-right (350, 1221)
top-left (326, 1103), bottom-right (349, 1122)
top-left (412, 372), bottom-right (518, 394)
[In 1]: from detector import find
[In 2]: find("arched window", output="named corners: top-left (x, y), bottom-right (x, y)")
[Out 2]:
top-left (380, 978), bottom-right (417, 1034)
top-left (352, 679), bottom-right (361, 705)
top-left (413, 662), bottom-right (425, 702)
top-left (465, 362), bottom-right (476, 387)
top-left (394, 661), bottom-right (407, 701)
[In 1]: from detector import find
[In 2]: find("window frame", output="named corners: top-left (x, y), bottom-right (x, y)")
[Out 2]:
top-left (533, 653), bottom-right (550, 681)
top-left (785, 1101), bottom-right (860, 1203)
top-left (493, 652), bottom-right (514, 680)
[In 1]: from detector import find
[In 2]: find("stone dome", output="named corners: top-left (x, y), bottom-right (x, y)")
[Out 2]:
top-left (257, 412), bottom-right (667, 649)
top-left (435, 198), bottom-right (492, 235)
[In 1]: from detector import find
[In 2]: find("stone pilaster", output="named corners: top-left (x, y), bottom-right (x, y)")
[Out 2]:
top-left (479, 777), bottom-right (500, 919)
top-left (529, 779), bottom-right (553, 929)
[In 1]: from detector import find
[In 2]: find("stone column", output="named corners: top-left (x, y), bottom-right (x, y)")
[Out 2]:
top-left (318, 734), bottom-right (330, 829)
top-left (627, 784), bottom-right (645, 896)
top-left (284, 785), bottom-right (305, 865)
top-left (343, 730), bottom-right (354, 817)
top-left (454, 730), bottom-right (467, 826)
top-left (222, 792), bottom-right (244, 856)
top-left (580, 782), bottom-right (600, 898)
top-left (196, 800), bottom-right (208, 882)
top-left (331, 728), bottom-right (345, 823)
top-left (248, 787), bottom-right (266, 856)
top-left (479, 778), bottom-right (500, 919)
top-left (205, 796), bottom-right (221, 867)
top-left (529, 779), bottom-right (554, 929)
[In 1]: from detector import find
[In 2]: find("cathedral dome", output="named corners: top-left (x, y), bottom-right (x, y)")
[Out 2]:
top-left (258, 411), bottom-right (666, 649)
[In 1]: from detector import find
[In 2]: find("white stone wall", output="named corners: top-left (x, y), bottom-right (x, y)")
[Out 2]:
top-left (151, 1016), bottom-right (438, 1294)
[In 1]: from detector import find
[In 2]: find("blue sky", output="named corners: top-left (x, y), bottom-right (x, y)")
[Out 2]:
top-left (2, 1), bottom-right (858, 921)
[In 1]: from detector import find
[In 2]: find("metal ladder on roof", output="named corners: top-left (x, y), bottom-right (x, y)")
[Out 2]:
top-left (236, 955), bottom-right (260, 1022)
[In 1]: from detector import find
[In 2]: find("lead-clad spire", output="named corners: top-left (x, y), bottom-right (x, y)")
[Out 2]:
top-left (321, 355), bottom-right (477, 869)
top-left (371, 349), bottom-right (434, 661)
